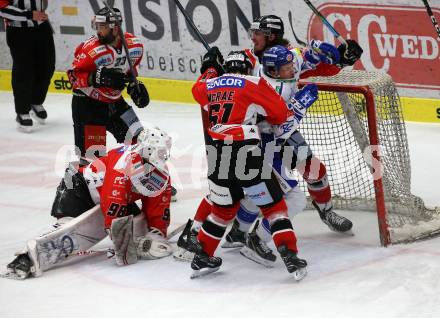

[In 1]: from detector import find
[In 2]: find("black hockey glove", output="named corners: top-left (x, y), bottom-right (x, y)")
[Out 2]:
top-left (337, 39), bottom-right (363, 67)
top-left (200, 46), bottom-right (224, 75)
top-left (91, 66), bottom-right (128, 90)
top-left (127, 81), bottom-right (150, 108)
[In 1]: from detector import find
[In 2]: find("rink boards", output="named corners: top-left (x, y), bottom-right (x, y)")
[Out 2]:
top-left (0, 69), bottom-right (439, 123)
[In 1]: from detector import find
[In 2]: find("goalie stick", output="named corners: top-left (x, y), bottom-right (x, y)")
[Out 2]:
top-left (422, 0), bottom-right (440, 40)
top-left (65, 223), bottom-right (186, 259)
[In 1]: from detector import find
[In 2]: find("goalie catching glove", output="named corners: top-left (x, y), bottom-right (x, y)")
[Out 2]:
top-left (127, 81), bottom-right (150, 108)
top-left (275, 84), bottom-right (318, 141)
top-left (135, 228), bottom-right (172, 260)
top-left (90, 66), bottom-right (128, 90)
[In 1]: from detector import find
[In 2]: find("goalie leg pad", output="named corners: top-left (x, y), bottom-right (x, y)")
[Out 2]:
top-left (110, 215), bottom-right (138, 266)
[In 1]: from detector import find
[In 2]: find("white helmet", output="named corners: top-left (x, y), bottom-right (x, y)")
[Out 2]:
top-left (134, 127), bottom-right (172, 170)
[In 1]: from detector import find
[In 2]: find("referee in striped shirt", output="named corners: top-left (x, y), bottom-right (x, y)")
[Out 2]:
top-left (0, 0), bottom-right (55, 132)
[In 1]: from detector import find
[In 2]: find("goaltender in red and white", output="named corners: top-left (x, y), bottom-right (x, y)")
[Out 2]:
top-left (2, 127), bottom-right (174, 280)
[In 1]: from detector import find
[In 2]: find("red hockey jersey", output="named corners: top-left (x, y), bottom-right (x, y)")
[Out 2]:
top-left (81, 146), bottom-right (171, 234)
top-left (67, 33), bottom-right (143, 103)
top-left (192, 68), bottom-right (290, 142)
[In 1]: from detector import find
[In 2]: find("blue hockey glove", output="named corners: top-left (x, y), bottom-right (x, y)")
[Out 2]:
top-left (304, 40), bottom-right (340, 65)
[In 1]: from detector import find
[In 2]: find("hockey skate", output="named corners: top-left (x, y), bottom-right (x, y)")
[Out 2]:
top-left (239, 220), bottom-right (276, 268)
top-left (1, 239), bottom-right (42, 280)
top-left (277, 245), bottom-right (308, 281)
top-left (173, 219), bottom-right (198, 262)
top-left (16, 114), bottom-right (33, 133)
top-left (313, 202), bottom-right (353, 234)
top-left (30, 104), bottom-right (47, 125)
top-left (190, 251), bottom-right (222, 279)
top-left (2, 254), bottom-right (33, 280)
top-left (221, 219), bottom-right (246, 248)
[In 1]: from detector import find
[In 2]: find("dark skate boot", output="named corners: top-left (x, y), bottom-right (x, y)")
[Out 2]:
top-left (240, 220), bottom-right (276, 267)
top-left (30, 104), bottom-right (47, 124)
top-left (221, 219), bottom-right (246, 248)
top-left (313, 202), bottom-right (353, 233)
top-left (4, 254), bottom-right (33, 280)
top-left (277, 245), bottom-right (308, 281)
top-left (190, 250), bottom-right (222, 279)
top-left (16, 114), bottom-right (33, 133)
top-left (173, 219), bottom-right (199, 262)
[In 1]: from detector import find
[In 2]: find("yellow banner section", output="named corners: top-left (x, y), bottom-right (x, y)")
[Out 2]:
top-left (0, 69), bottom-right (439, 123)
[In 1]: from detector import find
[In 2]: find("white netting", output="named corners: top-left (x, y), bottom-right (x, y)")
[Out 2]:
top-left (298, 69), bottom-right (440, 244)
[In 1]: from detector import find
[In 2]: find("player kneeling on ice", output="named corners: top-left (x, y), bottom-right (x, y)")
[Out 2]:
top-left (3, 127), bottom-right (173, 280)
top-left (188, 48), bottom-right (309, 280)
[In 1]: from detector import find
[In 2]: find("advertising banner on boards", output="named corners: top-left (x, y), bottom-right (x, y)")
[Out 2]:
top-left (0, 0), bottom-right (439, 99)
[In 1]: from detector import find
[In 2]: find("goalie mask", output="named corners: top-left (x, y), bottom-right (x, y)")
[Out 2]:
top-left (224, 51), bottom-right (253, 75)
top-left (134, 127), bottom-right (172, 171)
top-left (262, 45), bottom-right (298, 80)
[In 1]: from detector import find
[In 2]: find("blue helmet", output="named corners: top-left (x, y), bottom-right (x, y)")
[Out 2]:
top-left (262, 45), bottom-right (295, 77)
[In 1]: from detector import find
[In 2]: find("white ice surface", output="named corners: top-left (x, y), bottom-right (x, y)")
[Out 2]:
top-left (0, 92), bottom-right (440, 318)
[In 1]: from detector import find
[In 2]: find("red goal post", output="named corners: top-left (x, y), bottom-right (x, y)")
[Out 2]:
top-left (298, 69), bottom-right (440, 246)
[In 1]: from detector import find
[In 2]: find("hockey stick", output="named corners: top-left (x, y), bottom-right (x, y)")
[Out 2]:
top-left (101, 1), bottom-right (141, 93)
top-left (302, 0), bottom-right (347, 46)
top-left (287, 10), bottom-right (307, 47)
top-left (167, 223), bottom-right (185, 239)
top-left (171, 0), bottom-right (225, 72)
top-left (171, 0), bottom-right (224, 145)
top-left (172, 0), bottom-right (211, 51)
top-left (422, 0), bottom-right (440, 40)
top-left (287, 9), bottom-right (335, 60)
top-left (72, 223), bottom-right (185, 258)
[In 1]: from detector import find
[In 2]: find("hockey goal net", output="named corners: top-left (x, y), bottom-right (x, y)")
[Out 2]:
top-left (298, 69), bottom-right (440, 246)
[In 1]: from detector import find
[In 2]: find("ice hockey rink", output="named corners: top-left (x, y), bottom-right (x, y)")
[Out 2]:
top-left (0, 91), bottom-right (439, 318)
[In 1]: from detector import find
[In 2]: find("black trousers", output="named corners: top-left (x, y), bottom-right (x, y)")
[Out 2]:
top-left (207, 141), bottom-right (284, 208)
top-left (71, 92), bottom-right (141, 157)
top-left (6, 22), bottom-right (55, 115)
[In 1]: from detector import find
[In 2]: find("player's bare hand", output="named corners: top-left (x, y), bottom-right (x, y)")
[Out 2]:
top-left (32, 11), bottom-right (48, 22)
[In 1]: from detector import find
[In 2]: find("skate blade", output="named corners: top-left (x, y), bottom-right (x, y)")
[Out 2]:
top-left (173, 247), bottom-right (194, 262)
top-left (221, 241), bottom-right (244, 248)
top-left (16, 124), bottom-right (33, 133)
top-left (331, 228), bottom-right (354, 236)
top-left (30, 110), bottom-right (46, 125)
top-left (190, 266), bottom-right (220, 279)
top-left (292, 267), bottom-right (307, 281)
top-left (239, 246), bottom-right (275, 268)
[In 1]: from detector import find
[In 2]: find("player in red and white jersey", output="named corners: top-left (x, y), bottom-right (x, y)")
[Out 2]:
top-left (80, 129), bottom-right (171, 234)
top-left (4, 127), bottom-right (173, 279)
top-left (188, 48), bottom-right (308, 280)
top-left (244, 15), bottom-right (362, 79)
top-left (220, 15), bottom-right (361, 238)
top-left (67, 6), bottom-right (149, 162)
